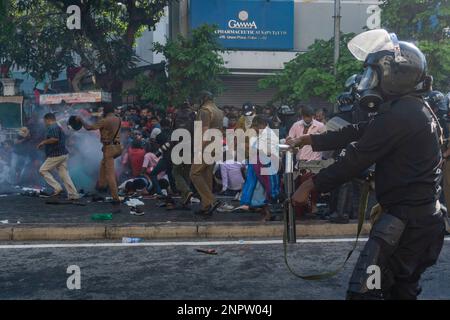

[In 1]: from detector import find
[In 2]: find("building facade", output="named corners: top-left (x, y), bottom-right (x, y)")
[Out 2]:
top-left (170, 0), bottom-right (381, 107)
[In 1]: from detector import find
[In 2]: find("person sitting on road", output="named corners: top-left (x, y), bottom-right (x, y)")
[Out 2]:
top-left (119, 176), bottom-right (152, 196)
top-left (218, 153), bottom-right (245, 197)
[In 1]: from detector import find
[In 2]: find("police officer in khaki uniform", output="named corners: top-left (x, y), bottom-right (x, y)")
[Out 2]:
top-left (190, 91), bottom-right (224, 217)
top-left (79, 103), bottom-right (123, 213)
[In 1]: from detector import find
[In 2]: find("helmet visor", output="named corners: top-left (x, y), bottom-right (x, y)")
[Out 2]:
top-left (345, 74), bottom-right (358, 89)
top-left (357, 67), bottom-right (379, 91)
top-left (348, 29), bottom-right (395, 61)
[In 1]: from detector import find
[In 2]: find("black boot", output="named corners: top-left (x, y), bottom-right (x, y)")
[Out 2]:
top-left (194, 200), bottom-right (222, 218)
top-left (112, 201), bottom-right (121, 214)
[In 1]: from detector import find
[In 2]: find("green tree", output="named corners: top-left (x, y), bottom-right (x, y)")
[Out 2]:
top-left (0, 0), bottom-right (171, 103)
top-left (132, 66), bottom-right (169, 107)
top-left (137, 24), bottom-right (228, 107)
top-left (258, 33), bottom-right (362, 105)
top-left (380, 0), bottom-right (450, 91)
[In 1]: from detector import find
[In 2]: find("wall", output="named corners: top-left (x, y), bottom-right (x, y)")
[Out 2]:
top-left (135, 7), bottom-right (170, 67)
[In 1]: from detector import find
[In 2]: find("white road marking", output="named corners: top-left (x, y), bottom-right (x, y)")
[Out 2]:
top-left (0, 237), bottom-right (448, 249)
top-left (0, 238), bottom-right (366, 249)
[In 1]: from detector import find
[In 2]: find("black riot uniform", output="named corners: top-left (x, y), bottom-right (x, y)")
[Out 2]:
top-left (326, 82), bottom-right (363, 223)
top-left (302, 30), bottom-right (446, 299)
top-left (312, 95), bottom-right (446, 300)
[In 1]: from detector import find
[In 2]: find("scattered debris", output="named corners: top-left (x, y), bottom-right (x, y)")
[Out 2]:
top-left (91, 195), bottom-right (106, 202)
top-left (18, 187), bottom-right (42, 193)
top-left (129, 206), bottom-right (144, 216)
top-left (196, 248), bottom-right (218, 255)
top-left (45, 200), bottom-right (87, 206)
top-left (91, 213), bottom-right (113, 221)
top-left (122, 237), bottom-right (143, 243)
top-left (216, 203), bottom-right (235, 213)
top-left (125, 198), bottom-right (145, 216)
top-left (125, 198), bottom-right (145, 207)
top-left (190, 197), bottom-right (200, 204)
top-left (105, 196), bottom-right (125, 202)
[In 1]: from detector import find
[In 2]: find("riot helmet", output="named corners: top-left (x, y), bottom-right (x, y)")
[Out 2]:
top-left (425, 90), bottom-right (448, 113)
top-left (278, 105), bottom-right (295, 116)
top-left (337, 74), bottom-right (363, 113)
top-left (348, 29), bottom-right (428, 110)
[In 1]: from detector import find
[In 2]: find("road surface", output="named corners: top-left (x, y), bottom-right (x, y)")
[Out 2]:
top-left (0, 238), bottom-right (449, 299)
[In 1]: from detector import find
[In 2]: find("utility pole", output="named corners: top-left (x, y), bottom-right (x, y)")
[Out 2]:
top-left (333, 0), bottom-right (341, 76)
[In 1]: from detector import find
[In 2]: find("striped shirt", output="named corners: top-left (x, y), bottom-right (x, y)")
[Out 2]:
top-left (45, 123), bottom-right (68, 158)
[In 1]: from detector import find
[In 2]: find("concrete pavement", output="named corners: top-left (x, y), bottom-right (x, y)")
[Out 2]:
top-left (0, 195), bottom-right (371, 241)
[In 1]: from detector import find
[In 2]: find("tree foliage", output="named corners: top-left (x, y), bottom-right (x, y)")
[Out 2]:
top-left (258, 33), bottom-right (362, 105)
top-left (132, 68), bottom-right (170, 107)
top-left (380, 0), bottom-right (450, 91)
top-left (259, 1), bottom-right (450, 104)
top-left (0, 0), bottom-right (171, 102)
top-left (134, 24), bottom-right (228, 107)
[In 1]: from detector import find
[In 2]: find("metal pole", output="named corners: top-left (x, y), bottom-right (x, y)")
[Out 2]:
top-left (285, 150), bottom-right (296, 243)
top-left (333, 0), bottom-right (341, 76)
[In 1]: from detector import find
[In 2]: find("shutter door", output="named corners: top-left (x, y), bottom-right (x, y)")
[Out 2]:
top-left (216, 74), bottom-right (277, 108)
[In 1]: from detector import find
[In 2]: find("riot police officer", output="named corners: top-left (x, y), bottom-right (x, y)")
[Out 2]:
top-left (326, 74), bottom-right (364, 224)
top-left (427, 91), bottom-right (450, 209)
top-left (277, 105), bottom-right (297, 139)
top-left (288, 29), bottom-right (446, 299)
top-left (426, 90), bottom-right (449, 140)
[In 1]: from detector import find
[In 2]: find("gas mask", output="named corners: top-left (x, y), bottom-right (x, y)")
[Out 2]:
top-left (348, 30), bottom-right (407, 111)
top-left (355, 66), bottom-right (384, 111)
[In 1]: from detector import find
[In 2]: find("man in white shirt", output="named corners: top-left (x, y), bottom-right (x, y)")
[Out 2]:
top-left (218, 158), bottom-right (245, 196)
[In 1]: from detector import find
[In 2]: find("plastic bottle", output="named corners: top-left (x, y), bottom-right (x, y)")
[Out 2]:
top-left (122, 237), bottom-right (143, 243)
top-left (91, 213), bottom-right (113, 221)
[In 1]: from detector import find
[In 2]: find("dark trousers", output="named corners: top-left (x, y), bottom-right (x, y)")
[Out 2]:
top-left (149, 157), bottom-right (177, 195)
top-left (348, 207), bottom-right (445, 300)
top-left (383, 213), bottom-right (444, 299)
top-left (172, 163), bottom-right (192, 202)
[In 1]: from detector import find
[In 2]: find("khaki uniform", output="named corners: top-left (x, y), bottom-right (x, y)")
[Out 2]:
top-left (190, 101), bottom-right (224, 210)
top-left (86, 114), bottom-right (122, 201)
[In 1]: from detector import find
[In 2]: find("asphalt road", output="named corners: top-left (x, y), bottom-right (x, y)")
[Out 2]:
top-left (0, 238), bottom-right (449, 300)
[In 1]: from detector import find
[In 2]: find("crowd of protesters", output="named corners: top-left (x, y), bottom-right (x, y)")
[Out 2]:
top-left (0, 95), bottom-right (370, 223)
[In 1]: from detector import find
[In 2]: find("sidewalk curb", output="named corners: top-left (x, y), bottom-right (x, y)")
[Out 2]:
top-left (0, 222), bottom-right (372, 241)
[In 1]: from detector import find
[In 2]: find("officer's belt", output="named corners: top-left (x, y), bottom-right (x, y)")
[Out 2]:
top-left (386, 201), bottom-right (441, 217)
top-left (103, 141), bottom-right (120, 146)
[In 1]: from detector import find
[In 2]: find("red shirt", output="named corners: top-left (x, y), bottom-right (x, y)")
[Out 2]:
top-left (34, 89), bottom-right (41, 105)
top-left (128, 147), bottom-right (146, 177)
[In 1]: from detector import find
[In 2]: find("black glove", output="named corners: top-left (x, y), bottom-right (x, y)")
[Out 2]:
top-left (337, 92), bottom-right (354, 107)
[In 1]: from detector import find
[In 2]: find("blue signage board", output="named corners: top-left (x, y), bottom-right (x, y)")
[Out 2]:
top-left (190, 0), bottom-right (294, 51)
